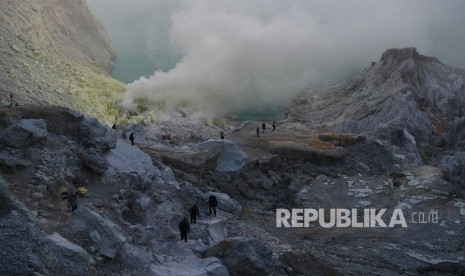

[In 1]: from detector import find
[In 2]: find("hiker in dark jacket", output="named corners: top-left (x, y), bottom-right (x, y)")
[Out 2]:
top-left (129, 132), bottom-right (135, 145)
top-left (179, 217), bottom-right (190, 242)
top-left (207, 195), bottom-right (217, 217)
top-left (262, 122), bottom-right (266, 132)
top-left (190, 203), bottom-right (200, 224)
top-left (220, 131), bottom-right (224, 140)
top-left (272, 121), bottom-right (276, 131)
top-left (256, 126), bottom-right (260, 137)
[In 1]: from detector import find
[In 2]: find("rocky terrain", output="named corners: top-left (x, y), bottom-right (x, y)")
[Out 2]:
top-left (1, 1), bottom-right (465, 273)
top-left (1, 48), bottom-right (465, 276)
top-left (0, 0), bottom-right (124, 122)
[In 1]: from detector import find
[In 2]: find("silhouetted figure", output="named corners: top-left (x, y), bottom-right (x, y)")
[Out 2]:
top-left (129, 132), bottom-right (135, 145)
top-left (220, 131), bottom-right (224, 140)
top-left (67, 185), bottom-right (78, 212)
top-left (256, 127), bottom-right (260, 137)
top-left (112, 124), bottom-right (117, 130)
top-left (179, 217), bottom-right (190, 242)
top-left (10, 93), bottom-right (13, 103)
top-left (262, 122), bottom-right (266, 132)
top-left (272, 121), bottom-right (276, 131)
top-left (190, 203), bottom-right (200, 224)
top-left (207, 195), bottom-right (217, 216)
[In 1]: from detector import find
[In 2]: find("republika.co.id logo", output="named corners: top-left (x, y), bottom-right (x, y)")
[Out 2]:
top-left (276, 208), bottom-right (439, 228)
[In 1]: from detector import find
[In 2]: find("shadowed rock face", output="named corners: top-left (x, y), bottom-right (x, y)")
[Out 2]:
top-left (289, 47), bottom-right (465, 156)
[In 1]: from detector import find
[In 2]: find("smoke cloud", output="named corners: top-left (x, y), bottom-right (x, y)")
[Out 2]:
top-left (87, 0), bottom-right (465, 119)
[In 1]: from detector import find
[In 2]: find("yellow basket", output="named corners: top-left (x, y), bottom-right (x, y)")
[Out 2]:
top-left (77, 187), bottom-right (88, 197)
top-left (60, 187), bottom-right (68, 199)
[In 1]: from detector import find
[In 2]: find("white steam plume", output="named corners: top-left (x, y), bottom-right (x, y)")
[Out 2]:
top-left (87, 0), bottom-right (465, 119)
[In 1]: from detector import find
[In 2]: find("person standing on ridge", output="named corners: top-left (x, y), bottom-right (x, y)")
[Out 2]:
top-left (129, 132), bottom-right (135, 145)
top-left (272, 121), bottom-right (276, 131)
top-left (207, 195), bottom-right (218, 217)
top-left (190, 203), bottom-right (200, 224)
top-left (256, 126), bottom-right (260, 137)
top-left (220, 131), bottom-right (224, 140)
top-left (179, 217), bottom-right (190, 242)
top-left (262, 122), bottom-right (266, 132)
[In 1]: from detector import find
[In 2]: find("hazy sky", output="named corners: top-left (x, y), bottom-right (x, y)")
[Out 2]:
top-left (87, 0), bottom-right (465, 118)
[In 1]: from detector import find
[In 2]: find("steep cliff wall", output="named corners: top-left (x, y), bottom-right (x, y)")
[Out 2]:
top-left (0, 0), bottom-right (124, 122)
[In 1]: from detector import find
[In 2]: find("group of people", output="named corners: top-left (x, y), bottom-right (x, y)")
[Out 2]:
top-left (113, 119), bottom-right (278, 145)
top-left (256, 121), bottom-right (276, 137)
top-left (179, 195), bottom-right (218, 242)
top-left (112, 124), bottom-right (135, 145)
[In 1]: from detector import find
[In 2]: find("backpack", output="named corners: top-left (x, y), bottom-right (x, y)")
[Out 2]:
top-left (209, 195), bottom-right (217, 207)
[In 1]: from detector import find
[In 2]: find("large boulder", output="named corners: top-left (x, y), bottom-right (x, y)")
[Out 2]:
top-left (206, 219), bottom-right (228, 245)
top-left (78, 116), bottom-right (116, 151)
top-left (65, 208), bottom-right (126, 258)
top-left (105, 140), bottom-right (159, 185)
top-left (204, 237), bottom-right (275, 276)
top-left (0, 119), bottom-right (47, 148)
top-left (77, 148), bottom-right (108, 174)
top-left (46, 232), bottom-right (94, 274)
top-left (196, 140), bottom-right (248, 173)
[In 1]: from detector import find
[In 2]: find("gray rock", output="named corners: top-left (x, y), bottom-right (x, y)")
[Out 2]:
top-left (1, 119), bottom-right (47, 148)
top-left (105, 140), bottom-right (159, 186)
top-left (46, 232), bottom-right (94, 271)
top-left (0, 177), bottom-right (56, 275)
top-left (440, 153), bottom-right (465, 179)
top-left (204, 258), bottom-right (230, 276)
top-left (66, 208), bottom-right (126, 258)
top-left (133, 194), bottom-right (151, 217)
top-left (78, 116), bottom-right (116, 151)
top-left (78, 148), bottom-right (108, 174)
top-left (207, 219), bottom-right (228, 245)
top-left (0, 148), bottom-right (32, 170)
top-left (205, 237), bottom-right (275, 275)
top-left (196, 140), bottom-right (248, 173)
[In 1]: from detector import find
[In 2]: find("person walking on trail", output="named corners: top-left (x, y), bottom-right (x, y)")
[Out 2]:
top-left (190, 203), bottom-right (200, 224)
top-left (129, 132), bottom-right (135, 145)
top-left (220, 131), bottom-right (224, 140)
top-left (207, 195), bottom-right (218, 217)
top-left (262, 122), bottom-right (266, 132)
top-left (272, 121), bottom-right (276, 131)
top-left (10, 93), bottom-right (13, 103)
top-left (67, 185), bottom-right (78, 212)
top-left (179, 217), bottom-right (190, 242)
top-left (256, 126), bottom-right (260, 137)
